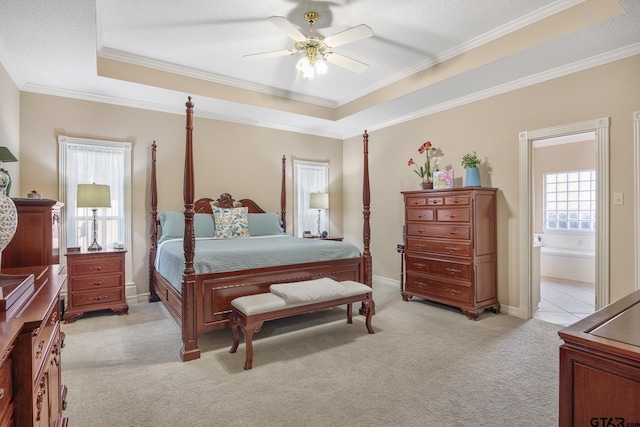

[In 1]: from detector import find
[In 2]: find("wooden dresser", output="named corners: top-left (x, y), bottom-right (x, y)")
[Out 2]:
top-left (1, 199), bottom-right (63, 269)
top-left (401, 188), bottom-right (500, 320)
top-left (64, 249), bottom-right (128, 323)
top-left (0, 265), bottom-right (68, 426)
top-left (559, 289), bottom-right (640, 426)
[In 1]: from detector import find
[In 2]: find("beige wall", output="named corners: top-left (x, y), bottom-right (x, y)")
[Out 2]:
top-left (0, 62), bottom-right (20, 194)
top-left (344, 54), bottom-right (640, 309)
top-left (18, 93), bottom-right (344, 296)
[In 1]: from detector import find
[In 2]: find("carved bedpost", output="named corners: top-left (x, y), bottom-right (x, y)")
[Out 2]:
top-left (362, 130), bottom-right (372, 287)
top-left (181, 96), bottom-right (200, 361)
top-left (149, 141), bottom-right (160, 302)
top-left (281, 155), bottom-right (287, 233)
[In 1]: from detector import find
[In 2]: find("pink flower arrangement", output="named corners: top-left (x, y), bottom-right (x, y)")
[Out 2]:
top-left (408, 141), bottom-right (436, 182)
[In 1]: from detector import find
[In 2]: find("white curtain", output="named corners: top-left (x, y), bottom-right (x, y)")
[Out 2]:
top-left (293, 159), bottom-right (329, 237)
top-left (58, 136), bottom-right (132, 282)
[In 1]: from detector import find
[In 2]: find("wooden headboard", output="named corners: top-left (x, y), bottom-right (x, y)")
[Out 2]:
top-left (194, 193), bottom-right (267, 215)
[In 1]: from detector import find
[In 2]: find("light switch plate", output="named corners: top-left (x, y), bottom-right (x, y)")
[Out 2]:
top-left (613, 192), bottom-right (624, 205)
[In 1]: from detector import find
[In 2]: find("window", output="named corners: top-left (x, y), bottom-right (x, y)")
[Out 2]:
top-left (293, 159), bottom-right (329, 237)
top-left (544, 170), bottom-right (596, 231)
top-left (58, 135), bottom-right (132, 282)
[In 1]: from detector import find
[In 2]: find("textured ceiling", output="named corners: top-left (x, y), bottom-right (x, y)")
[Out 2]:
top-left (1, 0), bottom-right (639, 139)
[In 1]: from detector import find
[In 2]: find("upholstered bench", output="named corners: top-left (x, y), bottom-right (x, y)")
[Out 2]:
top-left (229, 278), bottom-right (375, 370)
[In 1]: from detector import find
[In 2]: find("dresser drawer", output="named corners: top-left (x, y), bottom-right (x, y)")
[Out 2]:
top-left (406, 255), bottom-right (472, 281)
top-left (406, 273), bottom-right (470, 303)
top-left (406, 223), bottom-right (470, 240)
top-left (69, 257), bottom-right (122, 276)
top-left (406, 208), bottom-right (434, 222)
top-left (70, 273), bottom-right (122, 291)
top-left (31, 303), bottom-right (59, 379)
top-left (436, 208), bottom-right (470, 222)
top-left (406, 238), bottom-right (472, 257)
top-left (70, 288), bottom-right (123, 308)
top-left (405, 196), bottom-right (427, 206)
top-left (0, 357), bottom-right (12, 421)
top-left (444, 194), bottom-right (470, 206)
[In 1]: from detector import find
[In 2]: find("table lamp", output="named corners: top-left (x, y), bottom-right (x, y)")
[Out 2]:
top-left (77, 183), bottom-right (111, 251)
top-left (309, 192), bottom-right (329, 237)
top-left (0, 147), bottom-right (18, 197)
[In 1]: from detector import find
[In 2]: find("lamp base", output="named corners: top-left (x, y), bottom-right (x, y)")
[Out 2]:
top-left (87, 242), bottom-right (102, 251)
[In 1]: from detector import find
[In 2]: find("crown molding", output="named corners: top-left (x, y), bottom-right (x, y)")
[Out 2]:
top-left (97, 47), bottom-right (338, 109)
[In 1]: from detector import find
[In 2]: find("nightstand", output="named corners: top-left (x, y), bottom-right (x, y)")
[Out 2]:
top-left (64, 249), bottom-right (128, 323)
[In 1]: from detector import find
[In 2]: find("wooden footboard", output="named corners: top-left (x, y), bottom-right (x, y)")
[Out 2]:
top-left (152, 257), bottom-right (363, 333)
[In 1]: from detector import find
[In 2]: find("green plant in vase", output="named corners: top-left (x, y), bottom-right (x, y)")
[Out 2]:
top-left (461, 151), bottom-right (482, 187)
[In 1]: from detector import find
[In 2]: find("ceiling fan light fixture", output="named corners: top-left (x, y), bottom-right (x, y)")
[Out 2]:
top-left (296, 56), bottom-right (315, 79)
top-left (314, 58), bottom-right (328, 75)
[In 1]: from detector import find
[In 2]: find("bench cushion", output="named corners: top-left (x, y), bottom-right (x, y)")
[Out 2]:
top-left (232, 293), bottom-right (286, 315)
top-left (270, 278), bottom-right (347, 304)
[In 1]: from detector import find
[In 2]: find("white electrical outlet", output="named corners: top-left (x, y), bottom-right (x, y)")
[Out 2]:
top-left (613, 193), bottom-right (624, 206)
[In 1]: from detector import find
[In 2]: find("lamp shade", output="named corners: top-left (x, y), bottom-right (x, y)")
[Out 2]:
top-left (77, 184), bottom-right (111, 208)
top-left (309, 192), bottom-right (329, 210)
top-left (0, 147), bottom-right (17, 163)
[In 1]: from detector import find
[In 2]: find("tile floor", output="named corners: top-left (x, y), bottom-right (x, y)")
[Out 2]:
top-left (533, 277), bottom-right (595, 326)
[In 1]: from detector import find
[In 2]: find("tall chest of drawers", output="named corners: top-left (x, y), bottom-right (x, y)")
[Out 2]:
top-left (401, 188), bottom-right (500, 320)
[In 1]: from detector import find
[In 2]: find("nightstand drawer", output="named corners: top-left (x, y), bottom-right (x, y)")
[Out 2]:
top-left (69, 258), bottom-right (122, 276)
top-left (70, 274), bottom-right (122, 291)
top-left (70, 288), bottom-right (123, 308)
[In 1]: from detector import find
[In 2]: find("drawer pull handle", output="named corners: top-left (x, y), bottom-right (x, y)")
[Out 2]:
top-left (35, 339), bottom-right (45, 359)
top-left (93, 265), bottom-right (104, 271)
top-left (449, 230), bottom-right (457, 235)
top-left (445, 246), bottom-right (460, 252)
top-left (415, 263), bottom-right (426, 269)
top-left (447, 288), bottom-right (461, 295)
top-left (93, 281), bottom-right (103, 286)
top-left (93, 295), bottom-right (107, 301)
top-left (417, 230), bottom-right (424, 234)
top-left (452, 199), bottom-right (460, 204)
top-left (416, 244), bottom-right (425, 249)
top-left (448, 213), bottom-right (457, 218)
top-left (446, 267), bottom-right (461, 275)
top-left (416, 281), bottom-right (426, 288)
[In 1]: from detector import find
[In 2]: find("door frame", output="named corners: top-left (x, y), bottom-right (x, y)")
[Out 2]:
top-left (518, 117), bottom-right (609, 319)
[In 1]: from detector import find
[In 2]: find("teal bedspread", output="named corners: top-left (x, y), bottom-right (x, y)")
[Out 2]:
top-left (155, 236), bottom-right (362, 290)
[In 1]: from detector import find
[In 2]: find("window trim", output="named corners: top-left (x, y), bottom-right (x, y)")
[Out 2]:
top-left (58, 135), bottom-right (133, 286)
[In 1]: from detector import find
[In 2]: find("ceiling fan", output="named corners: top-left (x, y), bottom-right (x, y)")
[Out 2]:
top-left (243, 11), bottom-right (374, 80)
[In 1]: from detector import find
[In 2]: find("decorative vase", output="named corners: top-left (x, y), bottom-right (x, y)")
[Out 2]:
top-left (420, 181), bottom-right (433, 190)
top-left (464, 167), bottom-right (481, 187)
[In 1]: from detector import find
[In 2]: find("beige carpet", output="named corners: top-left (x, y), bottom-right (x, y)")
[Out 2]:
top-left (61, 281), bottom-right (562, 426)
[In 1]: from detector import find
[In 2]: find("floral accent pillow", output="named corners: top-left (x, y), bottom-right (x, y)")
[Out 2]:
top-left (213, 207), bottom-right (249, 238)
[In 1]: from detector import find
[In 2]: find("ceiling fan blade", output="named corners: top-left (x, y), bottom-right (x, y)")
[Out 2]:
top-left (324, 52), bottom-right (369, 74)
top-left (243, 49), bottom-right (297, 60)
top-left (324, 24), bottom-right (373, 48)
top-left (268, 16), bottom-right (307, 42)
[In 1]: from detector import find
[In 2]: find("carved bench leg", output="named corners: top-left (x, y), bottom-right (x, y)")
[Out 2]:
top-left (229, 311), bottom-right (241, 354)
top-left (242, 321), bottom-right (264, 370)
top-left (363, 298), bottom-right (375, 334)
top-left (347, 303), bottom-right (353, 324)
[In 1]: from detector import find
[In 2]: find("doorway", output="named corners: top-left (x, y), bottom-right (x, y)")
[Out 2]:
top-left (531, 133), bottom-right (596, 325)
top-left (518, 118), bottom-right (610, 320)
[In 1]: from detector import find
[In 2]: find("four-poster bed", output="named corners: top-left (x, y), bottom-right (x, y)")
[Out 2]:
top-left (149, 97), bottom-right (372, 361)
